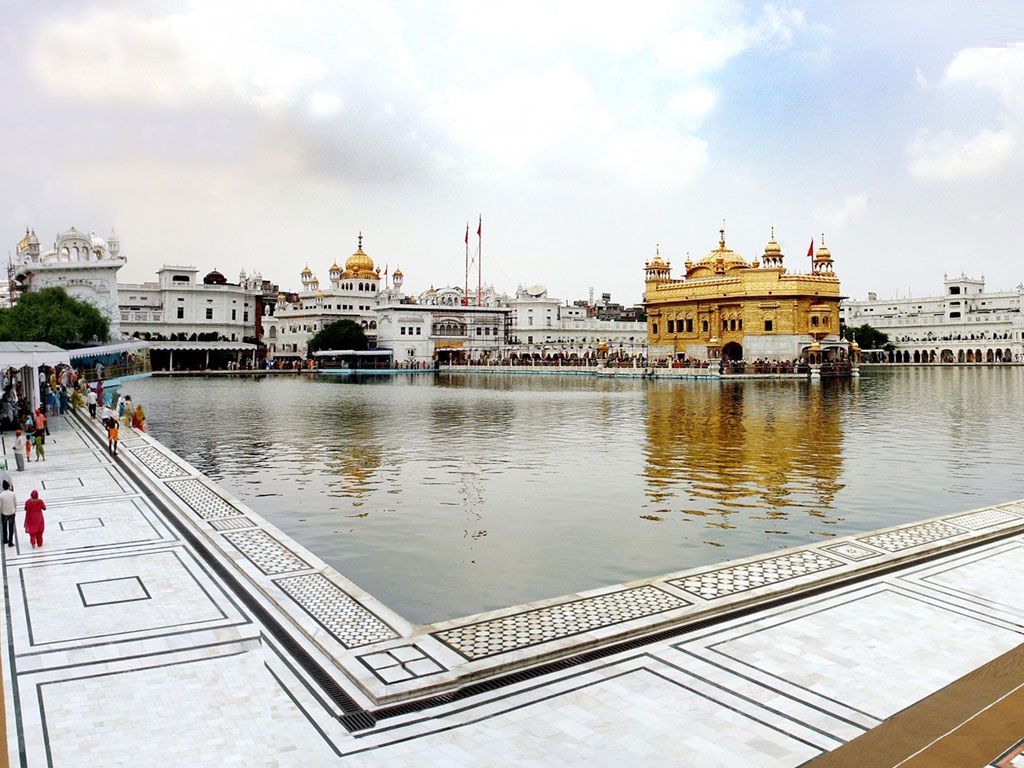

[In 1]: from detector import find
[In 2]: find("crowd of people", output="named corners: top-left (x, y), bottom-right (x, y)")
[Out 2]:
top-left (0, 363), bottom-right (150, 549)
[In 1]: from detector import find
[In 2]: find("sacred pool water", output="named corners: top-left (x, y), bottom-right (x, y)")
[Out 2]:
top-left (125, 367), bottom-right (1024, 624)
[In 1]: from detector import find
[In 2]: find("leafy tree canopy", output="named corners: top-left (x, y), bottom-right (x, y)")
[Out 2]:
top-left (0, 287), bottom-right (110, 347)
top-left (842, 323), bottom-right (890, 350)
top-left (307, 319), bottom-right (369, 354)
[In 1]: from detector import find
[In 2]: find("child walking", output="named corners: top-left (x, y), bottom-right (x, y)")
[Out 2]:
top-left (107, 418), bottom-right (119, 456)
top-left (34, 432), bottom-right (45, 461)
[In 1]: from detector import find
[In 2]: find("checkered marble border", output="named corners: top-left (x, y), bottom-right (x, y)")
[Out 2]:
top-left (129, 446), bottom-right (190, 478)
top-left (165, 479), bottom-right (242, 520)
top-left (222, 530), bottom-right (311, 575)
top-left (859, 521), bottom-right (966, 552)
top-left (948, 507), bottom-right (1024, 531)
top-left (208, 517), bottom-right (256, 531)
top-left (434, 586), bottom-right (688, 660)
top-left (273, 573), bottom-right (398, 648)
top-left (668, 550), bottom-right (843, 601)
top-left (118, 438), bottom-right (148, 449)
top-left (358, 644), bottom-right (447, 684)
top-left (820, 542), bottom-right (883, 562)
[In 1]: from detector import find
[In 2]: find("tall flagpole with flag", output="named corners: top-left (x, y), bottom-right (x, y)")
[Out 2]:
top-left (477, 214), bottom-right (482, 307)
top-left (464, 223), bottom-right (470, 306)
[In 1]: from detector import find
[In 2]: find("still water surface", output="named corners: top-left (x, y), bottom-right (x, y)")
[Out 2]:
top-left (126, 367), bottom-right (1024, 624)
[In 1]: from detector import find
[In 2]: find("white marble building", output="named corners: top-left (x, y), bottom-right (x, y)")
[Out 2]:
top-left (265, 235), bottom-right (381, 360)
top-left (375, 271), bottom-right (510, 366)
top-left (119, 265), bottom-right (264, 342)
top-left (13, 227), bottom-right (126, 336)
top-left (507, 285), bottom-right (647, 358)
top-left (841, 273), bottom-right (1024, 362)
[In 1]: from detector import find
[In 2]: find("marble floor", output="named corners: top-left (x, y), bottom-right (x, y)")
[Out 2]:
top-left (2, 411), bottom-right (1024, 767)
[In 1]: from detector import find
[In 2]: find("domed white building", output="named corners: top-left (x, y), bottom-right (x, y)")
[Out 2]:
top-left (13, 227), bottom-right (126, 336)
top-left (266, 233), bottom-right (382, 360)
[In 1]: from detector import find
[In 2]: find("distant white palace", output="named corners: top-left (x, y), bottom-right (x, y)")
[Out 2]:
top-left (13, 227), bottom-right (125, 336)
top-left (841, 273), bottom-right (1023, 363)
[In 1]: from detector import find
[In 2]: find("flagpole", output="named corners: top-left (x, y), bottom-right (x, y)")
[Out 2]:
top-left (477, 214), bottom-right (482, 307)
top-left (464, 223), bottom-right (469, 307)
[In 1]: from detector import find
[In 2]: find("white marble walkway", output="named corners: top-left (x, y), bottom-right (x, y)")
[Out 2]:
top-left (2, 411), bottom-right (1023, 767)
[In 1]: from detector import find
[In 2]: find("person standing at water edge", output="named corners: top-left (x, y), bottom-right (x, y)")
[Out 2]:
top-left (86, 386), bottom-right (96, 418)
top-left (24, 490), bottom-right (44, 547)
top-left (0, 480), bottom-right (16, 547)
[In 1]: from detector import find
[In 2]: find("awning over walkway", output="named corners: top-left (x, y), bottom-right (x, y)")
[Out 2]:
top-left (148, 341), bottom-right (257, 352)
top-left (0, 342), bottom-right (70, 412)
top-left (68, 340), bottom-right (150, 361)
top-left (0, 342), bottom-right (69, 370)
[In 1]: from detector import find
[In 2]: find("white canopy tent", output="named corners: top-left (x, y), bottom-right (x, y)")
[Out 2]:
top-left (0, 342), bottom-right (70, 414)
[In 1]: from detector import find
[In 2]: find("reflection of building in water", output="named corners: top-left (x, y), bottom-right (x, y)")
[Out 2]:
top-left (644, 228), bottom-right (847, 363)
top-left (642, 382), bottom-right (845, 535)
top-left (321, 403), bottom-right (384, 500)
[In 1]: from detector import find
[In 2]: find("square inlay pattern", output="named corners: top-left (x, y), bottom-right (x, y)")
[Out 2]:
top-left (358, 644), bottom-right (446, 683)
top-left (947, 508), bottom-right (1023, 531)
top-left (222, 530), bottom-right (310, 575)
top-left (821, 542), bottom-right (882, 562)
top-left (273, 573), bottom-right (397, 648)
top-left (435, 586), bottom-right (688, 660)
top-left (208, 517), bottom-right (255, 531)
top-left (42, 477), bottom-right (84, 490)
top-left (165, 479), bottom-right (241, 520)
top-left (130, 446), bottom-right (189, 478)
top-left (118, 438), bottom-right (148, 449)
top-left (668, 551), bottom-right (843, 600)
top-left (77, 576), bottom-right (150, 607)
top-left (859, 521), bottom-right (965, 552)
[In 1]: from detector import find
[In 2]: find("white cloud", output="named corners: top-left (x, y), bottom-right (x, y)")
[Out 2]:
top-left (813, 193), bottom-right (870, 229)
top-left (667, 86), bottom-right (717, 128)
top-left (908, 128), bottom-right (1014, 181)
top-left (28, 1), bottom-right (417, 115)
top-left (436, 60), bottom-right (601, 169)
top-left (944, 42), bottom-right (1024, 113)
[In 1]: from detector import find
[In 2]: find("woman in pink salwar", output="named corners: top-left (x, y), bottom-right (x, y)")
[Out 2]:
top-left (24, 490), bottom-right (45, 548)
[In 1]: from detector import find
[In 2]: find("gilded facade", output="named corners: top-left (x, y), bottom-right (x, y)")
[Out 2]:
top-left (644, 229), bottom-right (847, 363)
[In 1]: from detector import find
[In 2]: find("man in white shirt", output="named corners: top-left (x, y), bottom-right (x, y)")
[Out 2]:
top-left (0, 479), bottom-right (17, 546)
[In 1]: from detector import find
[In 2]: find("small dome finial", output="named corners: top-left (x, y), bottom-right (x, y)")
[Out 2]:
top-left (358, 231), bottom-right (363, 250)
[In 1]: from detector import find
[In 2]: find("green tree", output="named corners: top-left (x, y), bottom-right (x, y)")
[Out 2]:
top-left (0, 287), bottom-right (109, 347)
top-left (307, 319), bottom-right (369, 354)
top-left (842, 323), bottom-right (890, 350)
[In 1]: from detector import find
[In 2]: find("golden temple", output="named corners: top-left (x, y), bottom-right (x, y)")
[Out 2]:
top-left (644, 228), bottom-right (848, 364)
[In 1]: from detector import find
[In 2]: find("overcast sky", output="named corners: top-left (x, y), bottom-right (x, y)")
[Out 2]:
top-left (4, 1), bottom-right (1023, 305)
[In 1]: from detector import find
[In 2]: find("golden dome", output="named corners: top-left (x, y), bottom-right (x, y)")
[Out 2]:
top-left (344, 233), bottom-right (375, 276)
top-left (393, 268), bottom-right (403, 277)
top-left (816, 244), bottom-right (832, 259)
top-left (301, 265), bottom-right (312, 276)
top-left (276, 292), bottom-right (285, 301)
top-left (764, 237), bottom-right (781, 256)
top-left (315, 290), bottom-right (324, 297)
top-left (330, 263), bottom-right (341, 273)
top-left (698, 228), bottom-right (749, 269)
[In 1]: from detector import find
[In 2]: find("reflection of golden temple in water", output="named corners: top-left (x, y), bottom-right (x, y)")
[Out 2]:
top-left (643, 381), bottom-right (846, 542)
top-left (322, 403), bottom-right (384, 502)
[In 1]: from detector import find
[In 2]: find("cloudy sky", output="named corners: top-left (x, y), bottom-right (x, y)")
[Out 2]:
top-left (4, 1), bottom-right (1023, 305)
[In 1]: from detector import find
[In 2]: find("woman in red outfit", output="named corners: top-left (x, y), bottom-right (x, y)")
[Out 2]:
top-left (24, 490), bottom-right (45, 548)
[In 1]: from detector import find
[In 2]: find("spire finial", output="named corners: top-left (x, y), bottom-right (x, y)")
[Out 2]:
top-left (656, 243), bottom-right (660, 257)
top-left (358, 231), bottom-right (363, 250)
